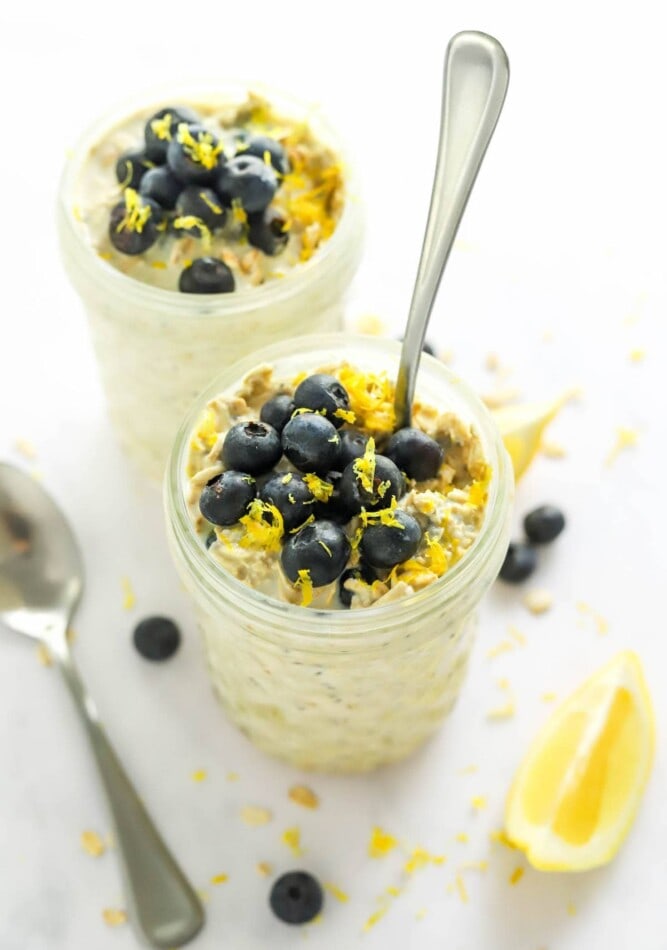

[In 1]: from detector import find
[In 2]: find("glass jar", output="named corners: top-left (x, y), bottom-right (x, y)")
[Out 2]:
top-left (165, 334), bottom-right (513, 773)
top-left (56, 84), bottom-right (364, 480)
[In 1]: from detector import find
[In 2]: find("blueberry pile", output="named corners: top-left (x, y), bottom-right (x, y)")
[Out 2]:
top-left (110, 104), bottom-right (291, 292)
top-left (198, 374), bottom-right (447, 606)
top-left (499, 504), bottom-right (566, 583)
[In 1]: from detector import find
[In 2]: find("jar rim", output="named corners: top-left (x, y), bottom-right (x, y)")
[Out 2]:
top-left (57, 79), bottom-right (364, 318)
top-left (165, 333), bottom-right (514, 639)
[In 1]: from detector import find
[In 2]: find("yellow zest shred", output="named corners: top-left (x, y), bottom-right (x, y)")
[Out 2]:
top-left (121, 576), bottom-right (136, 610)
top-left (509, 866), bottom-right (524, 885)
top-left (489, 828), bottom-right (519, 849)
top-left (361, 496), bottom-right (403, 530)
top-left (467, 464), bottom-right (492, 507)
top-left (404, 847), bottom-right (447, 873)
top-left (150, 260), bottom-right (167, 269)
top-left (456, 833), bottom-right (469, 843)
top-left (363, 906), bottom-right (388, 932)
top-left (210, 873), bottom-right (229, 885)
top-left (386, 885), bottom-right (402, 897)
top-left (471, 796), bottom-right (487, 812)
top-left (605, 426), bottom-right (639, 466)
top-left (199, 190), bottom-right (223, 214)
top-left (256, 861), bottom-right (272, 877)
top-left (281, 472), bottom-right (293, 484)
top-left (303, 472), bottom-right (334, 502)
top-left (455, 873), bottom-right (469, 903)
top-left (191, 769), bottom-right (207, 783)
top-left (334, 407), bottom-right (356, 424)
top-left (177, 122), bottom-right (223, 170)
top-left (150, 113), bottom-right (173, 141)
top-left (368, 826), bottom-right (398, 858)
top-left (116, 188), bottom-right (151, 234)
top-left (231, 198), bottom-right (248, 225)
top-left (192, 407), bottom-right (219, 450)
top-left (36, 643), bottom-right (52, 667)
top-left (337, 366), bottom-right (396, 433)
top-left (324, 882), bottom-right (349, 903)
top-left (318, 541), bottom-right (333, 556)
top-left (290, 513), bottom-right (315, 533)
top-left (295, 569), bottom-right (313, 607)
top-left (173, 215), bottom-right (212, 248)
top-left (281, 826), bottom-right (303, 856)
top-left (239, 500), bottom-right (284, 552)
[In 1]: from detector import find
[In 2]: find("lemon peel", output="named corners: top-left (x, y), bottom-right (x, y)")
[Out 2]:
top-left (492, 395), bottom-right (567, 481)
top-left (505, 651), bottom-right (655, 871)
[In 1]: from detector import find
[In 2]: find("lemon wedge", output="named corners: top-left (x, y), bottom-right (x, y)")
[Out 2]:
top-left (492, 397), bottom-right (564, 481)
top-left (505, 651), bottom-right (655, 871)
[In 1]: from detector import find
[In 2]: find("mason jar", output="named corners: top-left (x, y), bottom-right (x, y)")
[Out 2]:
top-left (165, 334), bottom-right (513, 773)
top-left (56, 84), bottom-right (364, 480)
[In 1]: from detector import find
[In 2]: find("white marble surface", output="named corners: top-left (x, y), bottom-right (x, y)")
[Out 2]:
top-left (1, 2), bottom-right (666, 948)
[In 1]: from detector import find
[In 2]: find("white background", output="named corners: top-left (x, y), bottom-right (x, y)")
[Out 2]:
top-left (1, 2), bottom-right (666, 948)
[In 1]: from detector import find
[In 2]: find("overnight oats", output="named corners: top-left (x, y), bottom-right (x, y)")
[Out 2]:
top-left (166, 336), bottom-right (512, 772)
top-left (57, 85), bottom-right (363, 478)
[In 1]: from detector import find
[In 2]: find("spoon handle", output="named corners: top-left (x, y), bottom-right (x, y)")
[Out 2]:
top-left (58, 650), bottom-right (204, 948)
top-left (394, 31), bottom-right (509, 428)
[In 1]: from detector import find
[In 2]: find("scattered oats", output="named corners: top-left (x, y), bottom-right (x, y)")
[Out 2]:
top-left (210, 873), bottom-right (229, 885)
top-left (458, 764), bottom-right (478, 775)
top-left (226, 772), bottom-right (239, 782)
top-left (481, 387), bottom-right (522, 410)
top-left (256, 862), bottom-right (272, 877)
top-left (363, 906), bottom-right (388, 932)
top-left (324, 882), bottom-right (349, 903)
top-left (523, 589), bottom-right (553, 615)
top-left (368, 826), bottom-right (398, 858)
top-left (487, 701), bottom-right (515, 721)
top-left (605, 427), bottom-right (639, 467)
top-left (486, 639), bottom-right (514, 659)
top-left (541, 692), bottom-right (558, 703)
top-left (541, 440), bottom-right (567, 459)
top-left (567, 902), bottom-right (577, 916)
top-left (14, 438), bottom-right (37, 460)
top-left (288, 785), bottom-right (319, 809)
top-left (102, 908), bottom-right (127, 927)
top-left (281, 826), bottom-right (303, 856)
top-left (628, 347), bottom-right (646, 363)
top-left (507, 625), bottom-right (526, 645)
top-left (81, 831), bottom-right (106, 857)
top-left (120, 576), bottom-right (136, 610)
top-left (36, 643), bottom-right (53, 667)
top-left (509, 866), bottom-right (525, 885)
top-left (241, 805), bottom-right (273, 826)
top-left (471, 796), bottom-right (487, 812)
top-left (456, 833), bottom-right (469, 843)
top-left (191, 769), bottom-right (207, 783)
top-left (353, 314), bottom-right (386, 336)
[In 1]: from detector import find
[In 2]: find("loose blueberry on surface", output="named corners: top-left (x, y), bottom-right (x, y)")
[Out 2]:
top-left (269, 871), bottom-right (323, 925)
top-left (199, 471), bottom-right (256, 526)
top-left (179, 257), bottom-right (235, 294)
top-left (167, 123), bottom-right (223, 184)
top-left (281, 520), bottom-right (350, 587)
top-left (259, 473), bottom-right (317, 532)
top-left (338, 429), bottom-right (370, 469)
top-left (523, 505), bottom-right (566, 544)
top-left (339, 455), bottom-right (405, 514)
top-left (234, 131), bottom-right (290, 175)
top-left (293, 374), bottom-right (351, 428)
top-left (248, 206), bottom-right (290, 255)
top-left (338, 563), bottom-right (376, 607)
top-left (116, 149), bottom-right (152, 189)
top-left (360, 511), bottom-right (422, 569)
top-left (498, 542), bottom-right (537, 583)
top-left (133, 616), bottom-right (181, 661)
top-left (139, 166), bottom-right (182, 210)
top-left (259, 394), bottom-right (295, 434)
top-left (174, 186), bottom-right (227, 231)
top-left (217, 154), bottom-right (278, 213)
top-left (281, 414), bottom-right (341, 473)
top-left (108, 196), bottom-right (162, 255)
top-left (144, 106), bottom-right (200, 162)
top-left (384, 427), bottom-right (444, 481)
top-left (222, 421), bottom-right (282, 475)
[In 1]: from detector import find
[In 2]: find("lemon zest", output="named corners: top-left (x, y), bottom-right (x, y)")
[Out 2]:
top-left (150, 113), bottom-right (173, 142)
top-left (333, 407), bottom-right (356, 424)
top-left (294, 569), bottom-right (313, 607)
top-left (198, 190), bottom-right (223, 214)
top-left (337, 366), bottom-right (396, 433)
top-left (281, 472), bottom-right (293, 484)
top-left (116, 188), bottom-right (151, 234)
top-left (361, 496), bottom-right (403, 529)
top-left (239, 500), bottom-right (284, 552)
top-left (192, 407), bottom-right (219, 450)
top-left (290, 513), bottom-right (315, 534)
top-left (318, 541), bottom-right (333, 557)
top-left (303, 472), bottom-right (334, 502)
top-left (368, 826), bottom-right (398, 858)
top-left (173, 215), bottom-right (212, 249)
top-left (176, 123), bottom-right (223, 170)
top-left (231, 198), bottom-right (248, 225)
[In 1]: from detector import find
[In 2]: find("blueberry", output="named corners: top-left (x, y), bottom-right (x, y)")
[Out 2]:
top-left (133, 616), bottom-right (181, 661)
top-left (281, 520), bottom-right (350, 587)
top-left (248, 206), bottom-right (290, 255)
top-left (339, 455), bottom-right (405, 514)
top-left (293, 374), bottom-right (351, 428)
top-left (179, 257), bottom-right (235, 294)
top-left (205, 531), bottom-right (216, 549)
top-left (116, 149), bottom-right (152, 189)
top-left (338, 429), bottom-right (369, 468)
top-left (144, 106), bottom-right (200, 162)
top-left (234, 132), bottom-right (290, 175)
top-left (269, 871), bottom-right (323, 925)
top-left (338, 563), bottom-right (375, 607)
top-left (108, 191), bottom-right (163, 255)
top-left (498, 542), bottom-right (537, 583)
top-left (259, 472), bottom-right (316, 532)
top-left (360, 511), bottom-right (422, 569)
top-left (139, 166), bottom-right (182, 210)
top-left (217, 154), bottom-right (278, 213)
top-left (385, 427), bottom-right (444, 481)
top-left (222, 421), bottom-right (282, 475)
top-left (281, 414), bottom-right (341, 473)
top-left (199, 471), bottom-right (256, 526)
top-left (523, 505), bottom-right (566, 544)
top-left (174, 186), bottom-right (227, 232)
top-left (259, 394), bottom-right (295, 434)
top-left (167, 123), bottom-right (224, 184)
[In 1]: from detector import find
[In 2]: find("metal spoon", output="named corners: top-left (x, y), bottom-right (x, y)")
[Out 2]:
top-left (394, 31), bottom-right (510, 428)
top-left (0, 463), bottom-right (204, 948)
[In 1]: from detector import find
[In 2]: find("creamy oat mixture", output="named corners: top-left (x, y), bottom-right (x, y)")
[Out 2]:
top-left (71, 93), bottom-right (345, 291)
top-left (184, 362), bottom-right (491, 610)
